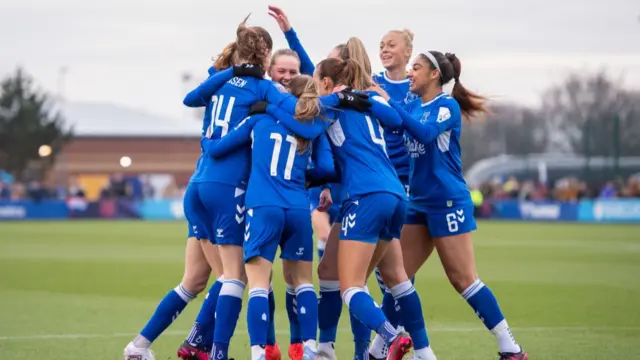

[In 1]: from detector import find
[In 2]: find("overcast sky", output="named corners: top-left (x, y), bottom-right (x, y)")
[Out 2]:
top-left (1, 0), bottom-right (639, 124)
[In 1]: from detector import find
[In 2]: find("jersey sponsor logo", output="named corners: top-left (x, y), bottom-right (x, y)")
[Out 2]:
top-left (341, 212), bottom-right (357, 236)
top-left (405, 138), bottom-right (426, 158)
top-left (436, 107), bottom-right (451, 123)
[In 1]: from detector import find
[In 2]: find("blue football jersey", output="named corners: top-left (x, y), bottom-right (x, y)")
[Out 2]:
top-left (187, 67), bottom-right (217, 183)
top-left (202, 114), bottom-right (333, 210)
top-left (325, 93), bottom-right (406, 200)
top-left (186, 69), bottom-right (296, 186)
top-left (395, 93), bottom-right (472, 211)
top-left (372, 71), bottom-right (418, 179)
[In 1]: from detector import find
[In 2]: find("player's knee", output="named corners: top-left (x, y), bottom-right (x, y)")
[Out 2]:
top-left (378, 264), bottom-right (408, 289)
top-left (317, 257), bottom-right (338, 280)
top-left (447, 271), bottom-right (477, 293)
top-left (181, 273), bottom-right (209, 295)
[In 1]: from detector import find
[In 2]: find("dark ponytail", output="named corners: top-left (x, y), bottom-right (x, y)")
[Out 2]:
top-left (421, 51), bottom-right (489, 120)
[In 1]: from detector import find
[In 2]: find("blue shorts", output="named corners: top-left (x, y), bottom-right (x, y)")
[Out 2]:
top-left (187, 222), bottom-right (196, 238)
top-left (243, 206), bottom-right (314, 263)
top-left (183, 183), bottom-right (213, 240)
top-left (184, 182), bottom-right (246, 245)
top-left (339, 192), bottom-right (406, 243)
top-left (406, 204), bottom-right (477, 238)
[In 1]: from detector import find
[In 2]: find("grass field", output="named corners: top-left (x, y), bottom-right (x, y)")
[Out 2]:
top-left (0, 221), bottom-right (639, 360)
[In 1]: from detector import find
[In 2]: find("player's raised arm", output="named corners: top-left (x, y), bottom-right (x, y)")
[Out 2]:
top-left (268, 5), bottom-right (315, 75)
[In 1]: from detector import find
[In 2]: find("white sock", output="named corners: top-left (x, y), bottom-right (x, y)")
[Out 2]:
top-left (304, 339), bottom-right (317, 352)
top-left (132, 335), bottom-right (151, 349)
top-left (251, 345), bottom-right (265, 360)
top-left (414, 346), bottom-right (438, 360)
top-left (491, 320), bottom-right (521, 353)
top-left (369, 334), bottom-right (388, 358)
top-left (318, 342), bottom-right (335, 356)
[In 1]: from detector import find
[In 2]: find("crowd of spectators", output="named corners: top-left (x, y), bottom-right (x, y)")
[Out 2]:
top-left (476, 174), bottom-right (640, 202)
top-left (0, 170), bottom-right (186, 202)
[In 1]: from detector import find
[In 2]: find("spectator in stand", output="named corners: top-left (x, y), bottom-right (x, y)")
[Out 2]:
top-left (503, 176), bottom-right (520, 198)
top-left (623, 176), bottom-right (640, 198)
top-left (102, 173), bottom-right (131, 199)
top-left (0, 181), bottom-right (10, 200)
top-left (27, 181), bottom-right (50, 202)
top-left (599, 181), bottom-right (617, 198)
top-left (67, 176), bottom-right (86, 199)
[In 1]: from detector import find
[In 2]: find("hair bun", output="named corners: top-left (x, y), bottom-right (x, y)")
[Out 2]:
top-left (402, 29), bottom-right (415, 42)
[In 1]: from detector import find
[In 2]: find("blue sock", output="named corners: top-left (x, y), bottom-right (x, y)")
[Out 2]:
top-left (463, 279), bottom-right (505, 330)
top-left (295, 284), bottom-right (318, 342)
top-left (247, 288), bottom-right (270, 346)
top-left (349, 312), bottom-right (371, 358)
top-left (374, 267), bottom-right (387, 296)
top-left (391, 280), bottom-right (430, 350)
top-left (186, 277), bottom-right (223, 349)
top-left (381, 290), bottom-right (401, 328)
top-left (285, 284), bottom-right (302, 344)
top-left (212, 279), bottom-right (245, 358)
top-left (140, 284), bottom-right (194, 342)
top-left (267, 286), bottom-right (276, 346)
top-left (343, 287), bottom-right (395, 343)
top-left (318, 280), bottom-right (342, 343)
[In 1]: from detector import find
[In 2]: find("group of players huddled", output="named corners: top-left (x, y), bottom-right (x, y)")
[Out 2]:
top-left (123, 6), bottom-right (528, 360)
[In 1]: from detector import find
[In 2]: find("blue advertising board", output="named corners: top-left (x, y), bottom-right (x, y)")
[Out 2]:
top-left (0, 200), bottom-right (68, 220)
top-left (578, 199), bottom-right (640, 223)
top-left (491, 200), bottom-right (578, 221)
top-left (136, 199), bottom-right (185, 220)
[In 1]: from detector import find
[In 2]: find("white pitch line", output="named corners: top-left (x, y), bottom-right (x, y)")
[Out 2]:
top-left (1, 326), bottom-right (638, 341)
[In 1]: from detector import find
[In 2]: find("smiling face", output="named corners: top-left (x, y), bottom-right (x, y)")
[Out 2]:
top-left (408, 55), bottom-right (439, 94)
top-left (379, 31), bottom-right (412, 71)
top-left (269, 54), bottom-right (300, 87)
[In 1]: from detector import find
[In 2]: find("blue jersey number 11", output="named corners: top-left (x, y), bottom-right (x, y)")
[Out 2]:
top-left (270, 133), bottom-right (298, 180)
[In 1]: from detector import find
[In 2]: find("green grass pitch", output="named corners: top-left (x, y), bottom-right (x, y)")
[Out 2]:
top-left (0, 221), bottom-right (639, 359)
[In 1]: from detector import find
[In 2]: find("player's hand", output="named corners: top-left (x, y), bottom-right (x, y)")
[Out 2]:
top-left (249, 101), bottom-right (268, 115)
top-left (317, 188), bottom-right (333, 212)
top-left (268, 5), bottom-right (292, 32)
top-left (233, 63), bottom-right (264, 78)
top-left (336, 90), bottom-right (371, 112)
top-left (368, 82), bottom-right (391, 101)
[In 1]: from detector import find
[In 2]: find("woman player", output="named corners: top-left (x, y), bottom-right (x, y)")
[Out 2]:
top-left (379, 51), bottom-right (528, 360)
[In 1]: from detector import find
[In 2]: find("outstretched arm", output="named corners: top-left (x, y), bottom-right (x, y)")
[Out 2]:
top-left (201, 116), bottom-right (257, 158)
top-left (266, 104), bottom-right (328, 140)
top-left (183, 68), bottom-right (234, 107)
top-left (285, 28), bottom-right (315, 75)
top-left (390, 101), bottom-right (459, 144)
top-left (367, 95), bottom-right (402, 128)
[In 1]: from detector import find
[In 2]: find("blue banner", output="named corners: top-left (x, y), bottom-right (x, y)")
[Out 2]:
top-left (0, 200), bottom-right (68, 220)
top-left (137, 199), bottom-right (185, 220)
top-left (579, 199), bottom-right (640, 222)
top-left (491, 200), bottom-right (578, 221)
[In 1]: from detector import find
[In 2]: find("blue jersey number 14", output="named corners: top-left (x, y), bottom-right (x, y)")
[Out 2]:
top-left (208, 95), bottom-right (236, 138)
